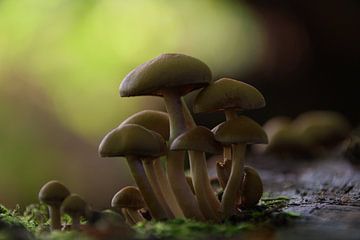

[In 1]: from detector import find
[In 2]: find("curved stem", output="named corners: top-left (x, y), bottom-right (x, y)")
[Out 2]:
top-left (121, 208), bottom-right (135, 225)
top-left (49, 206), bottom-right (61, 231)
top-left (163, 91), bottom-right (204, 220)
top-left (143, 159), bottom-right (174, 219)
top-left (167, 150), bottom-right (204, 220)
top-left (153, 159), bottom-right (184, 218)
top-left (216, 159), bottom-right (232, 190)
top-left (126, 209), bottom-right (145, 223)
top-left (221, 144), bottom-right (246, 218)
top-left (126, 157), bottom-right (168, 220)
top-left (190, 151), bottom-right (222, 221)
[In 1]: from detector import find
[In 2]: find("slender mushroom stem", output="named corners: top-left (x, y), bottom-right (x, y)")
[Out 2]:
top-left (223, 146), bottom-right (232, 162)
top-left (143, 159), bottom-right (174, 219)
top-left (190, 151), bottom-right (222, 221)
top-left (163, 90), bottom-right (204, 220)
top-left (153, 159), bottom-right (184, 218)
top-left (49, 206), bottom-right (61, 231)
top-left (126, 156), bottom-right (169, 220)
top-left (71, 215), bottom-right (81, 230)
top-left (216, 159), bottom-right (232, 190)
top-left (121, 209), bottom-right (135, 225)
top-left (225, 110), bottom-right (238, 121)
top-left (126, 209), bottom-right (145, 223)
top-left (221, 144), bottom-right (246, 218)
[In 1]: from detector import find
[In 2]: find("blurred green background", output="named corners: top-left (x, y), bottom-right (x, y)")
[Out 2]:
top-left (0, 0), bottom-right (358, 209)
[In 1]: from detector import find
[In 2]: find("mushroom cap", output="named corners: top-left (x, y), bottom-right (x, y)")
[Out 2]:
top-left (99, 124), bottom-right (167, 158)
top-left (120, 53), bottom-right (212, 97)
top-left (193, 78), bottom-right (265, 113)
top-left (61, 194), bottom-right (88, 217)
top-left (239, 166), bottom-right (263, 209)
top-left (38, 180), bottom-right (70, 207)
top-left (120, 110), bottom-right (170, 140)
top-left (265, 126), bottom-right (313, 157)
top-left (293, 111), bottom-right (351, 147)
top-left (111, 186), bottom-right (145, 210)
top-left (170, 126), bottom-right (222, 154)
top-left (212, 116), bottom-right (268, 145)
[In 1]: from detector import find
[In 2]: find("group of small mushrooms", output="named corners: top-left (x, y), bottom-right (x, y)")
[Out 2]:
top-left (98, 53), bottom-right (268, 223)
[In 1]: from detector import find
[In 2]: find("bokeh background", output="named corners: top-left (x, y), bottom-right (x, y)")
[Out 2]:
top-left (0, 0), bottom-right (359, 209)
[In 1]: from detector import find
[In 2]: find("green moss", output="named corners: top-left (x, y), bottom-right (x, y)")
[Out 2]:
top-left (0, 196), bottom-right (299, 240)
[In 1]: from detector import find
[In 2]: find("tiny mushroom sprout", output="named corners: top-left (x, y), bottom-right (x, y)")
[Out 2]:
top-left (120, 110), bottom-right (183, 218)
top-left (171, 126), bottom-right (223, 221)
top-left (212, 116), bottom-right (268, 218)
top-left (98, 123), bottom-right (172, 220)
top-left (119, 53), bottom-right (212, 220)
top-left (61, 194), bottom-right (88, 230)
top-left (111, 186), bottom-right (146, 225)
top-left (38, 180), bottom-right (70, 230)
top-left (239, 166), bottom-right (263, 209)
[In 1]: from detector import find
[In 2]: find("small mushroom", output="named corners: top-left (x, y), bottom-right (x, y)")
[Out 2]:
top-left (120, 53), bottom-right (211, 220)
top-left (61, 194), bottom-right (88, 230)
top-left (99, 124), bottom-right (171, 220)
top-left (171, 126), bottom-right (222, 221)
top-left (239, 166), bottom-right (263, 209)
top-left (213, 116), bottom-right (268, 218)
top-left (120, 110), bottom-right (183, 218)
top-left (111, 186), bottom-right (146, 225)
top-left (38, 180), bottom-right (70, 230)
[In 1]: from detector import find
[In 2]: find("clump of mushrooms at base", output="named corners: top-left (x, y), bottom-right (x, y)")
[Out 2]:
top-left (99, 53), bottom-right (268, 223)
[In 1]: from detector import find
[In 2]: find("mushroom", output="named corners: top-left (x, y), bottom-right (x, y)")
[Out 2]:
top-left (99, 123), bottom-right (171, 220)
top-left (61, 194), bottom-right (88, 230)
top-left (120, 110), bottom-right (183, 218)
top-left (38, 180), bottom-right (70, 230)
top-left (111, 186), bottom-right (146, 225)
top-left (293, 111), bottom-right (351, 151)
top-left (119, 53), bottom-right (212, 220)
top-left (212, 116), bottom-right (268, 217)
top-left (186, 176), bottom-right (195, 194)
top-left (253, 116), bottom-right (291, 154)
top-left (239, 166), bottom-right (263, 209)
top-left (171, 126), bottom-right (222, 221)
top-left (216, 159), bottom-right (232, 190)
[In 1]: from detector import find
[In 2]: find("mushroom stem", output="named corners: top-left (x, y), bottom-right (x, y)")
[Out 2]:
top-left (221, 144), bottom-right (246, 218)
top-left (143, 159), bottom-right (174, 219)
top-left (167, 151), bottom-right (205, 220)
top-left (189, 150), bottom-right (222, 221)
top-left (216, 159), bottom-right (232, 190)
top-left (49, 206), bottom-right (61, 231)
top-left (225, 110), bottom-right (238, 121)
top-left (153, 159), bottom-right (184, 218)
top-left (71, 215), bottom-right (81, 230)
top-left (223, 146), bottom-right (232, 162)
top-left (163, 90), bottom-right (204, 220)
top-left (121, 209), bottom-right (135, 225)
top-left (126, 156), bottom-right (169, 220)
top-left (126, 209), bottom-right (145, 223)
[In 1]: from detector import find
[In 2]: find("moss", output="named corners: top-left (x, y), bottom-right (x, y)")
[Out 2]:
top-left (0, 196), bottom-right (299, 240)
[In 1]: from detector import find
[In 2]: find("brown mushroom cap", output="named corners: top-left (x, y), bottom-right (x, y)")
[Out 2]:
top-left (212, 116), bottom-right (268, 145)
top-left (293, 111), bottom-right (351, 147)
top-left (120, 53), bottom-right (212, 97)
top-left (239, 166), bottom-right (263, 209)
top-left (111, 186), bottom-right (145, 210)
top-left (99, 124), bottom-right (167, 158)
top-left (61, 194), bottom-right (88, 217)
top-left (120, 110), bottom-right (170, 140)
top-left (193, 78), bottom-right (265, 113)
top-left (170, 126), bottom-right (222, 154)
top-left (39, 180), bottom-right (70, 207)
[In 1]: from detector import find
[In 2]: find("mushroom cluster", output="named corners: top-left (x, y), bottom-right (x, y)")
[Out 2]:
top-left (99, 53), bottom-right (268, 223)
top-left (39, 180), bottom-right (91, 231)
